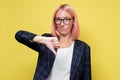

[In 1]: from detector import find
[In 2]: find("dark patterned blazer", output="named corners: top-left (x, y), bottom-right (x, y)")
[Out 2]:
top-left (15, 30), bottom-right (91, 80)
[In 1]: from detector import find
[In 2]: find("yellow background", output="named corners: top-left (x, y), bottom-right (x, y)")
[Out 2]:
top-left (0, 0), bottom-right (120, 80)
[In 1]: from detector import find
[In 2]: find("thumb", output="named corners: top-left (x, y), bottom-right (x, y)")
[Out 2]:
top-left (51, 48), bottom-right (57, 56)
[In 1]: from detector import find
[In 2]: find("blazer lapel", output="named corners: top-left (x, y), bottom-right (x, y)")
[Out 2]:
top-left (70, 40), bottom-right (84, 80)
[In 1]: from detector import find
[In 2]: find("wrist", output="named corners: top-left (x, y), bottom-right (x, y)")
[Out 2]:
top-left (33, 36), bottom-right (46, 44)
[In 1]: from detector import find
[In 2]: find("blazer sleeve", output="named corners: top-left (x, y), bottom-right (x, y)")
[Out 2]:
top-left (82, 45), bottom-right (92, 80)
top-left (15, 30), bottom-right (41, 52)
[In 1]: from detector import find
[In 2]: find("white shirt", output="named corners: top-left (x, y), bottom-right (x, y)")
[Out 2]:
top-left (47, 41), bottom-right (74, 80)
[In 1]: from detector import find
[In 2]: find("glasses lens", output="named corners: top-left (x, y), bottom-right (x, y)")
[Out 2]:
top-left (64, 18), bottom-right (71, 25)
top-left (55, 18), bottom-right (61, 24)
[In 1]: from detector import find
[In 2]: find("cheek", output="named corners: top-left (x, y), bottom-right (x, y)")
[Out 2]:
top-left (66, 22), bottom-right (73, 30)
top-left (65, 25), bottom-right (73, 31)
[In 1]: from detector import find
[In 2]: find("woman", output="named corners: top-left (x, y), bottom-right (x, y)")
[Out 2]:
top-left (15, 4), bottom-right (91, 80)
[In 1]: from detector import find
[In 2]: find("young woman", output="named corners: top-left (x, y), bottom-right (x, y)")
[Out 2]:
top-left (15, 4), bottom-right (91, 80)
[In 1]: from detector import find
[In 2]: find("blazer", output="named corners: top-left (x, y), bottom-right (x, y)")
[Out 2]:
top-left (15, 30), bottom-right (91, 80)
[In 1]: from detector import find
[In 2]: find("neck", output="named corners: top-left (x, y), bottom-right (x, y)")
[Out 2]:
top-left (59, 33), bottom-right (71, 41)
top-left (58, 34), bottom-right (73, 48)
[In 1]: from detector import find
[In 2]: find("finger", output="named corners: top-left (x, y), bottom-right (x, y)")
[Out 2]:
top-left (51, 48), bottom-right (57, 56)
top-left (53, 41), bottom-right (60, 48)
top-left (52, 37), bottom-right (58, 42)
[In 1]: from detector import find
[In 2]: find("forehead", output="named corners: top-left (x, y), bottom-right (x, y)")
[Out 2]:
top-left (55, 9), bottom-right (72, 18)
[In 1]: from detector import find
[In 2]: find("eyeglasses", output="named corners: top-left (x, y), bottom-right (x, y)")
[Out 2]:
top-left (54, 17), bottom-right (73, 25)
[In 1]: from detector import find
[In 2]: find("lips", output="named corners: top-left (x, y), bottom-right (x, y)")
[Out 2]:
top-left (60, 28), bottom-right (64, 31)
top-left (57, 26), bottom-right (66, 32)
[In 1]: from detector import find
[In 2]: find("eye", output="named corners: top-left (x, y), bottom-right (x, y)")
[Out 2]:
top-left (56, 18), bottom-right (61, 21)
top-left (55, 17), bottom-right (60, 20)
top-left (64, 18), bottom-right (69, 20)
top-left (64, 17), bottom-right (71, 21)
top-left (54, 17), bottom-right (62, 24)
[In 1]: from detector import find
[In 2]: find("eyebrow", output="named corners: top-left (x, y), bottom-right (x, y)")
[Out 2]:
top-left (55, 17), bottom-right (72, 18)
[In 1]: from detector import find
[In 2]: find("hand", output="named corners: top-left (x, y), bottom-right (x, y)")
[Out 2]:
top-left (33, 36), bottom-right (59, 55)
top-left (43, 37), bottom-right (60, 55)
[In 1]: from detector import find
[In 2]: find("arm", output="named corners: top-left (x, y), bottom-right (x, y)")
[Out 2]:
top-left (15, 30), bottom-right (41, 52)
top-left (15, 30), bottom-right (59, 54)
top-left (82, 45), bottom-right (92, 80)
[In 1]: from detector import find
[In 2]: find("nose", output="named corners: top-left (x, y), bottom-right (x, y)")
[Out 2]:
top-left (60, 20), bottom-right (64, 26)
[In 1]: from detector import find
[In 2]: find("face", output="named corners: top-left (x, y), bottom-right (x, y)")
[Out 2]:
top-left (54, 9), bottom-right (73, 36)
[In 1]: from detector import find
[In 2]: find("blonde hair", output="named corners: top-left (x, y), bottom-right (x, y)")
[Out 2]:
top-left (51, 4), bottom-right (80, 40)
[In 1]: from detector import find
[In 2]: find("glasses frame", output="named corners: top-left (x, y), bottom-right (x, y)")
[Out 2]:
top-left (54, 17), bottom-right (73, 25)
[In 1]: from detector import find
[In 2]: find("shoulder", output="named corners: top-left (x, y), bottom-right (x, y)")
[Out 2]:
top-left (74, 40), bottom-right (90, 55)
top-left (75, 39), bottom-right (90, 49)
